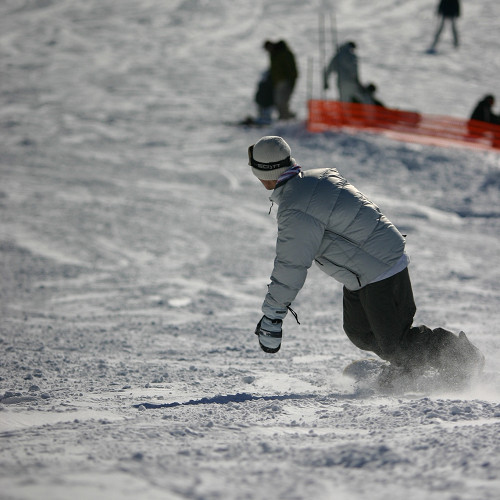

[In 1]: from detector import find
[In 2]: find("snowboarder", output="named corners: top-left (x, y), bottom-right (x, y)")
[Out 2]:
top-left (428, 0), bottom-right (461, 53)
top-left (263, 40), bottom-right (298, 120)
top-left (324, 41), bottom-right (371, 104)
top-left (248, 135), bottom-right (484, 385)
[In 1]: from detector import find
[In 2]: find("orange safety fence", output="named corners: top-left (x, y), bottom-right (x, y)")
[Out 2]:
top-left (307, 99), bottom-right (500, 152)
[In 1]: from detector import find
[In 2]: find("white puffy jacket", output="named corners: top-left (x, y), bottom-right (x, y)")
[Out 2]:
top-left (262, 168), bottom-right (406, 319)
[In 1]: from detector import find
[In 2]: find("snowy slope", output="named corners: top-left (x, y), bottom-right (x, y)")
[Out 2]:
top-left (1, 1), bottom-right (500, 499)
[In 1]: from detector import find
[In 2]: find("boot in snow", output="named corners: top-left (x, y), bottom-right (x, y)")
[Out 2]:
top-left (434, 329), bottom-right (485, 387)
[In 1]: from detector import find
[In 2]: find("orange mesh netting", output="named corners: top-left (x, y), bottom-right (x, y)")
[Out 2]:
top-left (307, 100), bottom-right (500, 152)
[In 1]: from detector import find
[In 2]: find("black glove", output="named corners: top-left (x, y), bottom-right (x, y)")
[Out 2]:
top-left (255, 316), bottom-right (283, 353)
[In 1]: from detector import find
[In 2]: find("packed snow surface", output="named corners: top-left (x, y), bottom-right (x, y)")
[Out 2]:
top-left (1, 1), bottom-right (500, 499)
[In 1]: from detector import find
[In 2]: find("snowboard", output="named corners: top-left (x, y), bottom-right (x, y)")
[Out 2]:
top-left (342, 358), bottom-right (387, 382)
top-left (343, 358), bottom-right (429, 395)
top-left (343, 358), bottom-right (481, 395)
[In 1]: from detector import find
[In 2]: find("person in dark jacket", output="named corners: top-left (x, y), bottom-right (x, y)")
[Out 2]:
top-left (469, 95), bottom-right (500, 125)
top-left (248, 135), bottom-right (485, 387)
top-left (428, 0), bottom-right (461, 52)
top-left (254, 69), bottom-right (274, 125)
top-left (263, 40), bottom-right (298, 120)
top-left (364, 83), bottom-right (385, 107)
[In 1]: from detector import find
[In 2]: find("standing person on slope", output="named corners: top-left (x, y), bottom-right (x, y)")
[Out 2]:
top-left (248, 135), bottom-right (484, 385)
top-left (428, 0), bottom-right (461, 53)
top-left (324, 41), bottom-right (371, 104)
top-left (263, 40), bottom-right (298, 120)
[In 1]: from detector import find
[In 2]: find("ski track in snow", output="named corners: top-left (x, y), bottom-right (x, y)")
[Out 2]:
top-left (1, 1), bottom-right (500, 499)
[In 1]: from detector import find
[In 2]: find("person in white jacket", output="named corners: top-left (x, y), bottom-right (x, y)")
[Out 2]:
top-left (248, 135), bottom-right (484, 386)
top-left (324, 41), bottom-right (371, 104)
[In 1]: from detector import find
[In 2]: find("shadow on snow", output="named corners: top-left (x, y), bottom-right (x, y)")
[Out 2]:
top-left (133, 391), bottom-right (363, 409)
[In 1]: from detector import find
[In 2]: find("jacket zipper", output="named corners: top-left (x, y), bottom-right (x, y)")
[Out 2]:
top-left (315, 257), bottom-right (362, 287)
top-left (325, 229), bottom-right (360, 247)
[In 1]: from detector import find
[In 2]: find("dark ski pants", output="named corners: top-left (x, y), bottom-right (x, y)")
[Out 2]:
top-left (343, 267), bottom-right (484, 374)
top-left (342, 267), bottom-right (417, 365)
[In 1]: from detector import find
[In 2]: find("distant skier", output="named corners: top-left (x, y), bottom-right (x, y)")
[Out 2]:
top-left (247, 135), bottom-right (485, 387)
top-left (324, 41), bottom-right (371, 104)
top-left (469, 94), bottom-right (500, 125)
top-left (428, 0), bottom-right (461, 53)
top-left (239, 70), bottom-right (274, 127)
top-left (254, 70), bottom-right (274, 125)
top-left (263, 40), bottom-right (298, 120)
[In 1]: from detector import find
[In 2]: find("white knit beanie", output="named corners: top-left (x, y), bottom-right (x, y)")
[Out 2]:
top-left (248, 136), bottom-right (296, 180)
